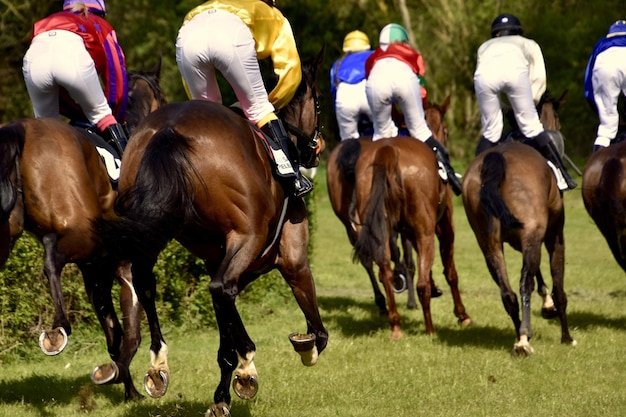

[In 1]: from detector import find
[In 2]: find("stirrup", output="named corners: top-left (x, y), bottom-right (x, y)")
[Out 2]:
top-left (293, 175), bottom-right (313, 197)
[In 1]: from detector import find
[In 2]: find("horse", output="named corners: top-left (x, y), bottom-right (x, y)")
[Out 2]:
top-left (582, 136), bottom-right (626, 272)
top-left (326, 97), bottom-right (452, 315)
top-left (0, 64), bottom-right (165, 400)
top-left (327, 99), bottom-right (472, 340)
top-left (92, 48), bottom-right (328, 416)
top-left (462, 91), bottom-right (576, 356)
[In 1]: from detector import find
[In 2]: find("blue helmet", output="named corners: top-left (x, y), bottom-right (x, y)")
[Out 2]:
top-left (607, 20), bottom-right (626, 38)
top-left (63, 0), bottom-right (106, 17)
top-left (491, 14), bottom-right (523, 37)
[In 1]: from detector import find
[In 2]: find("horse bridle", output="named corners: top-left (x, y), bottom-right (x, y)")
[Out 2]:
top-left (281, 85), bottom-right (322, 161)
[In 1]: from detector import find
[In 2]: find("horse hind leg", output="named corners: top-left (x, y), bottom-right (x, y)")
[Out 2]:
top-left (39, 234), bottom-right (71, 355)
top-left (535, 270), bottom-right (557, 319)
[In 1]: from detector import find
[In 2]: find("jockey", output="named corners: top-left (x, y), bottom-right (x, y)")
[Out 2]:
top-left (330, 30), bottom-right (374, 140)
top-left (365, 23), bottom-right (463, 195)
top-left (584, 20), bottom-right (626, 152)
top-left (22, 0), bottom-right (129, 156)
top-left (176, 0), bottom-right (313, 198)
top-left (474, 13), bottom-right (577, 190)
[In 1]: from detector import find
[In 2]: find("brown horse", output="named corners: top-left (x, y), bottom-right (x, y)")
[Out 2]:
top-left (582, 138), bottom-right (626, 272)
top-left (330, 113), bottom-right (471, 340)
top-left (327, 98), bottom-right (451, 314)
top-left (462, 92), bottom-right (576, 356)
top-left (0, 66), bottom-right (164, 399)
top-left (93, 48), bottom-right (327, 416)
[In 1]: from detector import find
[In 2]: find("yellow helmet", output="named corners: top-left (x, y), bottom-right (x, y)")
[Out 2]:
top-left (342, 30), bottom-right (371, 53)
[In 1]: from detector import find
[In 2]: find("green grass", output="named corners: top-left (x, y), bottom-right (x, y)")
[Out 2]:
top-left (1, 163), bottom-right (626, 416)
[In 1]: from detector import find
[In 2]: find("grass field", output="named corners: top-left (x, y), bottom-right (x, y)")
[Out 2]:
top-left (0, 163), bottom-right (625, 417)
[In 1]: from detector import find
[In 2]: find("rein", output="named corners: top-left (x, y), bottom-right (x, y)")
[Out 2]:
top-left (281, 82), bottom-right (322, 156)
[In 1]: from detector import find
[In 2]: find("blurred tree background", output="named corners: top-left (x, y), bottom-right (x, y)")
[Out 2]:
top-left (1, 0), bottom-right (626, 163)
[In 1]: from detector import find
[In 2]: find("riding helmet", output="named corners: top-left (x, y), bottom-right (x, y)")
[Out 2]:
top-left (63, 0), bottom-right (106, 17)
top-left (343, 30), bottom-right (371, 53)
top-left (491, 14), bottom-right (523, 37)
top-left (379, 23), bottom-right (409, 47)
top-left (607, 20), bottom-right (626, 38)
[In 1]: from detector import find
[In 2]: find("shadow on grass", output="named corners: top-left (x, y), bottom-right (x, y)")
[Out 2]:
top-left (568, 309), bottom-right (626, 331)
top-left (0, 373), bottom-right (253, 417)
top-left (318, 295), bottom-right (388, 337)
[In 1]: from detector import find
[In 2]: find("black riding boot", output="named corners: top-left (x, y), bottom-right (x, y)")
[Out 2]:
top-left (534, 131), bottom-right (577, 190)
top-left (261, 119), bottom-right (313, 198)
top-left (475, 136), bottom-right (498, 156)
top-left (425, 136), bottom-right (462, 196)
top-left (105, 123), bottom-right (128, 156)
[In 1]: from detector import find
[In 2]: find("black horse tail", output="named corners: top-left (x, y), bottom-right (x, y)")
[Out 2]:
top-left (0, 121), bottom-right (25, 223)
top-left (479, 152), bottom-right (523, 229)
top-left (598, 158), bottom-right (626, 254)
top-left (334, 139), bottom-right (362, 185)
top-left (353, 144), bottom-right (403, 265)
top-left (94, 126), bottom-right (198, 259)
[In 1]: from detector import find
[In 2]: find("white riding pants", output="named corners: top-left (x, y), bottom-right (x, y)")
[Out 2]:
top-left (474, 65), bottom-right (544, 143)
top-left (366, 58), bottom-right (431, 141)
top-left (22, 30), bottom-right (113, 125)
top-left (591, 46), bottom-right (626, 146)
top-left (335, 80), bottom-right (372, 140)
top-left (176, 9), bottom-right (275, 125)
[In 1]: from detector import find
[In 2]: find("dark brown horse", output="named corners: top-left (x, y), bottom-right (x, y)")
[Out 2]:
top-left (582, 138), bottom-right (626, 272)
top-left (93, 48), bottom-right (327, 416)
top-left (0, 66), bottom-right (164, 399)
top-left (329, 109), bottom-right (471, 340)
top-left (327, 98), bottom-right (451, 314)
top-left (462, 92), bottom-right (576, 355)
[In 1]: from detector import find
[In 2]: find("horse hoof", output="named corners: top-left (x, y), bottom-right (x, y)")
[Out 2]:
top-left (232, 374), bottom-right (258, 400)
top-left (541, 306), bottom-right (558, 319)
top-left (458, 317), bottom-right (473, 327)
top-left (431, 286), bottom-right (443, 298)
top-left (91, 363), bottom-right (119, 385)
top-left (39, 327), bottom-right (68, 356)
top-left (206, 402), bottom-right (231, 417)
top-left (144, 368), bottom-right (169, 398)
top-left (289, 332), bottom-right (318, 366)
top-left (511, 342), bottom-right (534, 358)
top-left (393, 273), bottom-right (407, 293)
top-left (289, 332), bottom-right (316, 352)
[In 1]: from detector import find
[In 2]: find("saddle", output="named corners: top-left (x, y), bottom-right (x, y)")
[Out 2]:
top-left (70, 121), bottom-right (121, 188)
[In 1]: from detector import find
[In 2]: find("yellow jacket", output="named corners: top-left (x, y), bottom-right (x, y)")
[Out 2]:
top-left (183, 0), bottom-right (302, 110)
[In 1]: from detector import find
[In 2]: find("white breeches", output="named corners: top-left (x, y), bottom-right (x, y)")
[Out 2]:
top-left (366, 58), bottom-right (432, 141)
top-left (335, 80), bottom-right (372, 140)
top-left (592, 47), bottom-right (626, 146)
top-left (474, 66), bottom-right (544, 143)
top-left (176, 9), bottom-right (275, 125)
top-left (22, 30), bottom-right (113, 125)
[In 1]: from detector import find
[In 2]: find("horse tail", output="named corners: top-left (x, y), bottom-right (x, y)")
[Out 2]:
top-left (95, 127), bottom-right (198, 258)
top-left (0, 121), bottom-right (25, 223)
top-left (479, 152), bottom-right (523, 229)
top-left (353, 144), bottom-right (403, 265)
top-left (598, 157), bottom-right (626, 233)
top-left (334, 139), bottom-right (362, 185)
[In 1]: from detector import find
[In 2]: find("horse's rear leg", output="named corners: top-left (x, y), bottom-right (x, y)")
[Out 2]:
top-left (40, 234), bottom-right (70, 355)
top-left (362, 258), bottom-right (388, 315)
top-left (130, 258), bottom-right (170, 398)
top-left (545, 232), bottom-right (575, 345)
top-left (82, 260), bottom-right (143, 400)
top-left (535, 270), bottom-right (557, 319)
top-left (413, 235), bottom-right (437, 334)
top-left (483, 248), bottom-right (522, 340)
top-left (435, 215), bottom-right (471, 326)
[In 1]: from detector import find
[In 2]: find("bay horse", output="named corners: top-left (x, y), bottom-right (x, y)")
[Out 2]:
top-left (0, 64), bottom-right (165, 400)
top-left (329, 106), bottom-right (472, 340)
top-left (462, 91), bottom-right (576, 355)
top-left (93, 48), bottom-right (328, 416)
top-left (326, 97), bottom-right (451, 314)
top-left (582, 137), bottom-right (626, 272)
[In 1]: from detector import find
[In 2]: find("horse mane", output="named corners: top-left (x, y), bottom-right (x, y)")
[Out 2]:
top-left (126, 62), bottom-right (166, 133)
